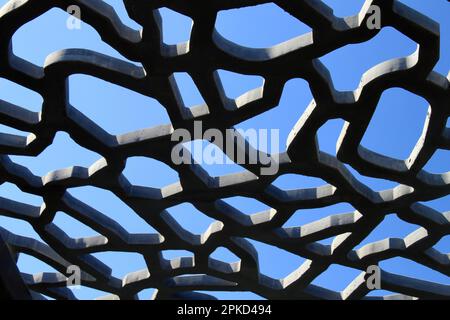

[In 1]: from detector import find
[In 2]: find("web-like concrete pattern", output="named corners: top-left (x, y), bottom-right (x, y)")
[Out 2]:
top-left (0, 0), bottom-right (449, 300)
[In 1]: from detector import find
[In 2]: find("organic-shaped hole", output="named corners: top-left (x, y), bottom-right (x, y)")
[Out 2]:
top-left (0, 124), bottom-right (30, 136)
top-left (91, 251), bottom-right (147, 279)
top-left (283, 202), bottom-right (355, 228)
top-left (247, 239), bottom-right (306, 279)
top-left (222, 196), bottom-right (271, 216)
top-left (433, 235), bottom-right (450, 253)
top-left (138, 288), bottom-right (157, 300)
top-left (216, 70), bottom-right (264, 99)
top-left (162, 250), bottom-right (194, 260)
top-left (158, 7), bottom-right (193, 44)
top-left (17, 253), bottom-right (59, 275)
top-left (69, 286), bottom-right (112, 300)
top-left (317, 119), bottom-right (345, 156)
top-left (11, 132), bottom-right (100, 177)
top-left (419, 195), bottom-right (449, 212)
top-left (320, 27), bottom-right (417, 91)
top-left (216, 3), bottom-right (311, 48)
top-left (361, 88), bottom-right (429, 160)
top-left (365, 289), bottom-right (406, 298)
top-left (399, 0), bottom-right (449, 74)
top-left (236, 78), bottom-right (312, 152)
top-left (12, 8), bottom-right (135, 66)
top-left (103, 0), bottom-right (141, 30)
top-left (354, 214), bottom-right (420, 250)
top-left (0, 78), bottom-right (42, 112)
top-left (0, 182), bottom-right (43, 206)
top-left (124, 157), bottom-right (179, 188)
top-left (316, 236), bottom-right (336, 245)
top-left (311, 264), bottom-right (362, 291)
top-left (345, 164), bottom-right (398, 191)
top-left (68, 186), bottom-right (157, 234)
top-left (196, 291), bottom-right (264, 300)
top-left (183, 140), bottom-right (246, 177)
top-left (69, 75), bottom-right (170, 135)
top-left (210, 247), bottom-right (240, 264)
top-left (380, 257), bottom-right (450, 284)
top-left (321, 0), bottom-right (366, 17)
top-left (172, 72), bottom-right (205, 108)
top-left (166, 202), bottom-right (217, 235)
top-left (423, 149), bottom-right (450, 174)
top-left (272, 173), bottom-right (328, 190)
top-left (0, 215), bottom-right (44, 242)
top-left (52, 211), bottom-right (101, 239)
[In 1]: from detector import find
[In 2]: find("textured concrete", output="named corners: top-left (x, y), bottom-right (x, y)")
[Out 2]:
top-left (0, 0), bottom-right (448, 300)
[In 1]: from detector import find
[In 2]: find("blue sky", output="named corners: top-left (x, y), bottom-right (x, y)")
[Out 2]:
top-left (0, 0), bottom-right (448, 300)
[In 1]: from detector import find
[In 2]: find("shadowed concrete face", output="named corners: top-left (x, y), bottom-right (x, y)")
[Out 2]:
top-left (0, 0), bottom-right (448, 300)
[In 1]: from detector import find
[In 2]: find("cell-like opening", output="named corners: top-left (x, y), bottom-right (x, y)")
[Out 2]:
top-left (103, 0), bottom-right (141, 30)
top-left (68, 186), bottom-right (157, 234)
top-left (0, 78), bottom-right (42, 112)
top-left (17, 253), bottom-right (59, 275)
top-left (166, 202), bottom-right (217, 235)
top-left (317, 119), bottom-right (345, 156)
top-left (433, 235), bottom-right (450, 254)
top-left (320, 27), bottom-right (417, 91)
top-left (345, 164), bottom-right (399, 191)
top-left (172, 72), bottom-right (205, 108)
top-left (0, 182), bottom-right (42, 206)
top-left (69, 286), bottom-right (113, 300)
top-left (419, 195), bottom-right (449, 212)
top-left (11, 132), bottom-right (100, 177)
top-left (138, 288), bottom-right (157, 300)
top-left (158, 7), bottom-right (193, 45)
top-left (216, 70), bottom-right (264, 100)
top-left (52, 211), bottom-right (101, 239)
top-left (360, 88), bottom-right (429, 161)
top-left (0, 215), bottom-right (44, 242)
top-left (272, 173), bottom-right (328, 190)
top-left (221, 196), bottom-right (271, 216)
top-left (321, 0), bottom-right (366, 17)
top-left (162, 250), bottom-right (194, 260)
top-left (12, 8), bottom-right (136, 66)
top-left (283, 202), bottom-right (355, 228)
top-left (423, 149), bottom-right (450, 174)
top-left (69, 75), bottom-right (171, 136)
top-left (311, 264), bottom-right (362, 291)
top-left (91, 251), bottom-right (147, 279)
top-left (209, 247), bottom-right (240, 264)
top-left (216, 3), bottom-right (311, 48)
top-left (123, 156), bottom-right (179, 189)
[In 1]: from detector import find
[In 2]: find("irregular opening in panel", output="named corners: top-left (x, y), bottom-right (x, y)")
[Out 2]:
top-left (166, 202), bottom-right (217, 235)
top-left (17, 253), bottom-right (59, 275)
top-left (210, 247), bottom-right (240, 264)
top-left (311, 264), bottom-right (362, 292)
top-left (182, 140), bottom-right (246, 177)
top-left (216, 70), bottom-right (264, 100)
top-left (70, 286), bottom-right (112, 300)
top-left (380, 257), bottom-right (450, 284)
top-left (124, 156), bottom-right (179, 188)
top-left (399, 0), bottom-right (449, 75)
top-left (162, 250), bottom-right (194, 260)
top-left (247, 239), bottom-right (306, 279)
top-left (69, 75), bottom-right (170, 135)
top-left (0, 78), bottom-right (42, 112)
top-left (0, 182), bottom-right (43, 206)
top-left (354, 214), bottom-right (420, 250)
top-left (365, 289), bottom-right (402, 298)
top-left (320, 27), bottom-right (417, 91)
top-left (216, 3), bottom-right (312, 48)
top-left (91, 251), bottom-right (147, 279)
top-left (283, 202), bottom-right (355, 228)
top-left (423, 149), bottom-right (450, 174)
top-left (11, 132), bottom-right (100, 177)
top-left (272, 173), bottom-right (328, 190)
top-left (196, 291), bottom-right (264, 300)
top-left (103, 0), bottom-right (142, 30)
top-left (0, 124), bottom-right (30, 136)
top-left (221, 196), bottom-right (271, 216)
top-left (0, 215), bottom-right (44, 242)
top-left (316, 236), bottom-right (336, 246)
top-left (12, 8), bottom-right (136, 66)
top-left (138, 288), bottom-right (157, 300)
top-left (68, 186), bottom-right (157, 234)
top-left (236, 78), bottom-right (312, 152)
top-left (360, 88), bottom-right (429, 160)
top-left (317, 118), bottom-right (345, 156)
top-left (52, 211), bottom-right (101, 239)
top-left (433, 235), bottom-right (450, 253)
top-left (345, 164), bottom-right (398, 191)
top-left (158, 7), bottom-right (193, 45)
top-left (172, 72), bottom-right (205, 108)
top-left (419, 195), bottom-right (449, 212)
top-left (321, 0), bottom-right (366, 17)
